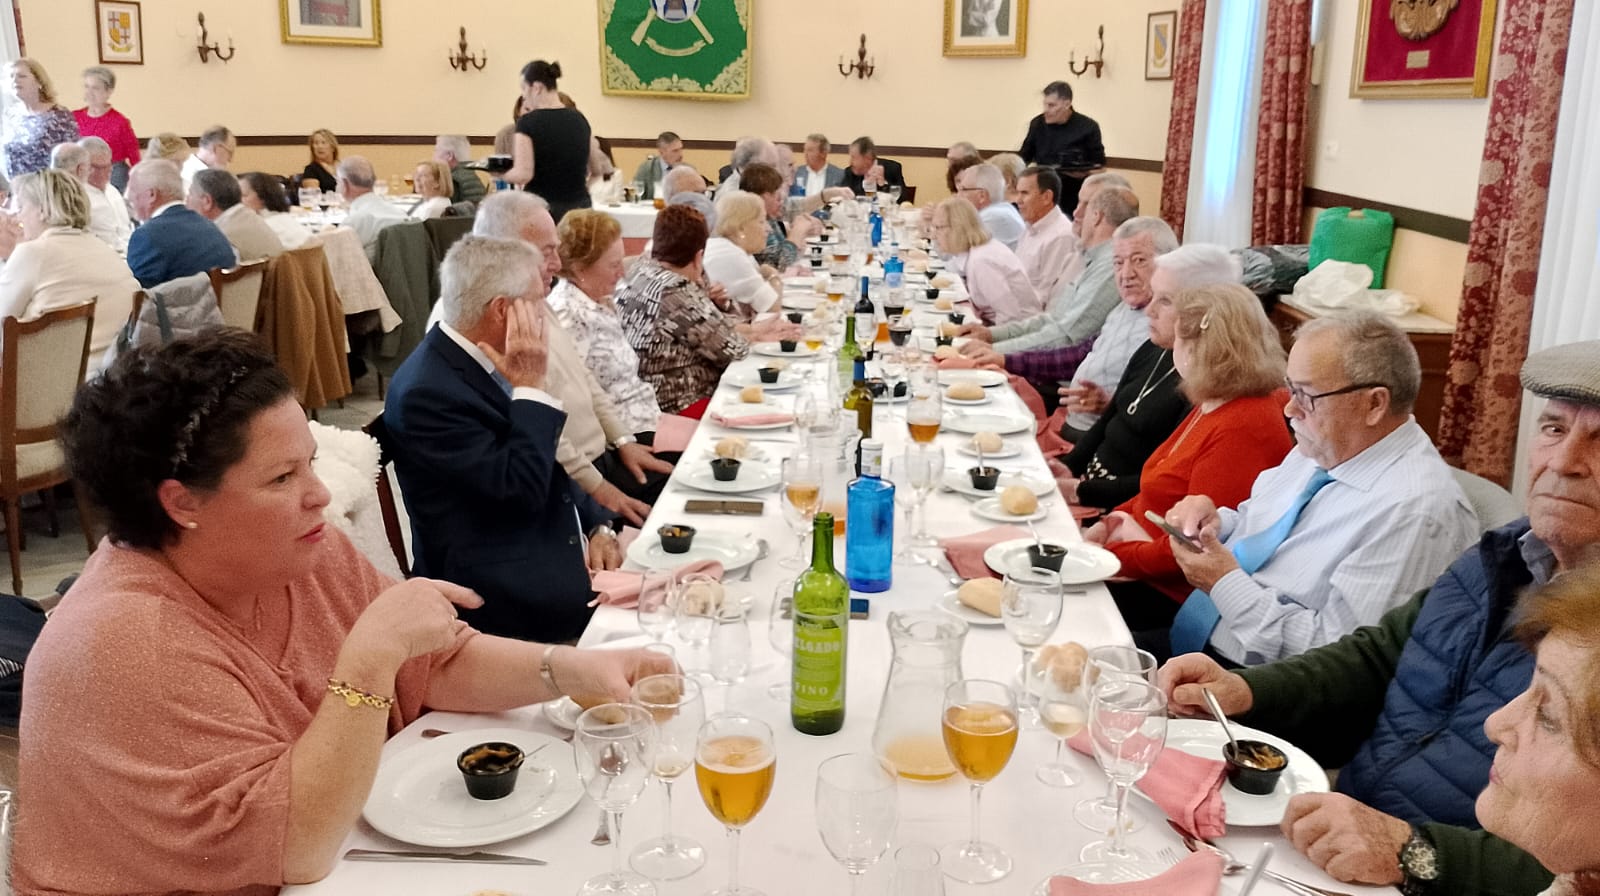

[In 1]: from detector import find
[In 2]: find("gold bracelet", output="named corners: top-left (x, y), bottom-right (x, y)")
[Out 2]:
top-left (540, 645), bottom-right (562, 696)
top-left (327, 678), bottom-right (396, 711)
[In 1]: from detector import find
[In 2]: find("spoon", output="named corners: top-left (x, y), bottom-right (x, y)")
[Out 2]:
top-left (1199, 687), bottom-right (1240, 755)
top-left (1168, 821), bottom-right (1351, 896)
top-left (737, 538), bottom-right (769, 582)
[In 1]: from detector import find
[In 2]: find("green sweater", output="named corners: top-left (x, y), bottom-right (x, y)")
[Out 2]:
top-left (1237, 593), bottom-right (1553, 896)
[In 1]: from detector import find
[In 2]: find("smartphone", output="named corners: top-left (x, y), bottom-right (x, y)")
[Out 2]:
top-left (849, 597), bottom-right (871, 620)
top-left (1144, 510), bottom-right (1203, 553)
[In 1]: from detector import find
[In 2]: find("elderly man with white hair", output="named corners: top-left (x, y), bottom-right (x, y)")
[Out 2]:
top-left (123, 158), bottom-right (236, 288)
top-left (433, 134), bottom-right (485, 203)
top-left (955, 162), bottom-right (1025, 251)
top-left (715, 135), bottom-right (776, 198)
top-left (337, 155), bottom-right (407, 262)
top-left (70, 136), bottom-right (132, 252)
top-left (179, 124), bottom-right (235, 191)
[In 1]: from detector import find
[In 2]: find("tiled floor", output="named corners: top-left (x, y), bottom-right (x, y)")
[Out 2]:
top-left (5, 371), bottom-right (387, 601)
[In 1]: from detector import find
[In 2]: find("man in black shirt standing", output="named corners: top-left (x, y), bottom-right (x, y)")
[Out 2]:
top-left (1020, 80), bottom-right (1105, 216)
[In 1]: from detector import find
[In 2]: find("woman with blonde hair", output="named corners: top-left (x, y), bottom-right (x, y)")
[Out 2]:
top-left (932, 196), bottom-right (1041, 325)
top-left (408, 160), bottom-right (454, 220)
top-left (2, 58), bottom-right (79, 179)
top-left (0, 169), bottom-right (137, 376)
top-left (987, 152), bottom-right (1026, 203)
top-left (702, 190), bottom-right (781, 316)
top-left (145, 132), bottom-right (192, 165)
top-left (300, 128), bottom-right (340, 193)
top-left (1083, 282), bottom-right (1292, 634)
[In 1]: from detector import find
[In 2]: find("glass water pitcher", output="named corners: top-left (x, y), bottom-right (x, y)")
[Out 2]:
top-left (871, 610), bottom-right (969, 781)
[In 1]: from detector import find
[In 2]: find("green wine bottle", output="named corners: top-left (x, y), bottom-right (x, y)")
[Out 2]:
top-left (792, 512), bottom-right (849, 736)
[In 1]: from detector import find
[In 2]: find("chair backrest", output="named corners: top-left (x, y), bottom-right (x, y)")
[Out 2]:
top-left (1451, 467), bottom-right (1522, 533)
top-left (209, 259), bottom-right (269, 332)
top-left (1, 302), bottom-right (96, 486)
top-left (362, 414), bottom-right (411, 577)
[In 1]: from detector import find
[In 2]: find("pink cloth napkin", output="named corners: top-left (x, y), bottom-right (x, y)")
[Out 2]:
top-left (589, 559), bottom-right (724, 608)
top-left (938, 525), bottom-right (1031, 580)
top-left (1069, 733), bottom-right (1228, 839)
top-left (708, 410), bottom-right (795, 428)
top-left (652, 413), bottom-right (699, 453)
top-left (1048, 850), bottom-right (1223, 896)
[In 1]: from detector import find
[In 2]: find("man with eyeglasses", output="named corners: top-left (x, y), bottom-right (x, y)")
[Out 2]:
top-left (954, 162), bottom-right (1024, 251)
top-left (1158, 312), bottom-right (1477, 667)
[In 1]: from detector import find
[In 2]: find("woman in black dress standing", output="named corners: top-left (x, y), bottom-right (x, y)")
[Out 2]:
top-left (503, 60), bottom-right (591, 222)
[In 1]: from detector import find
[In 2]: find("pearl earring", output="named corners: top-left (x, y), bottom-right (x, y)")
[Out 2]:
top-left (185, 522), bottom-right (199, 530)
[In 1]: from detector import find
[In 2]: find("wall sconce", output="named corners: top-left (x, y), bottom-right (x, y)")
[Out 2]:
top-left (838, 34), bottom-right (875, 79)
top-left (1069, 25), bottom-right (1105, 78)
top-left (448, 26), bottom-right (487, 72)
top-left (195, 12), bottom-right (234, 64)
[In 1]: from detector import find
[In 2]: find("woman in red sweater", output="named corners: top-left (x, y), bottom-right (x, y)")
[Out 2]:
top-left (1086, 282), bottom-right (1293, 632)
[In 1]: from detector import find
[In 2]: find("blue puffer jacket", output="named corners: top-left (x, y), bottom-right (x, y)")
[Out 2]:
top-left (1336, 519), bottom-right (1537, 826)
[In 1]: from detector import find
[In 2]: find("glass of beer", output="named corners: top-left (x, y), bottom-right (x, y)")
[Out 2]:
top-left (906, 387), bottom-right (941, 445)
top-left (629, 674), bottom-right (707, 881)
top-left (781, 453), bottom-right (822, 569)
top-left (574, 703), bottom-right (659, 896)
top-left (939, 679), bottom-right (1019, 883)
top-left (695, 714), bottom-right (777, 896)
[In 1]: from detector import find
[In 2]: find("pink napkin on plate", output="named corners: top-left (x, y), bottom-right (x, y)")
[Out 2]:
top-left (938, 525), bottom-right (1031, 580)
top-left (652, 413), bottom-right (700, 453)
top-left (1048, 850), bottom-right (1223, 896)
top-left (1069, 732), bottom-right (1228, 839)
top-left (709, 410), bottom-right (795, 429)
top-left (589, 558), bottom-right (724, 608)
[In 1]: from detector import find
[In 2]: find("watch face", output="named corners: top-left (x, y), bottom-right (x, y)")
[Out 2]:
top-left (1402, 834), bottom-right (1441, 881)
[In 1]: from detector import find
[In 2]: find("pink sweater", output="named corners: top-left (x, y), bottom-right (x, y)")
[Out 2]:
top-left (15, 531), bottom-right (475, 896)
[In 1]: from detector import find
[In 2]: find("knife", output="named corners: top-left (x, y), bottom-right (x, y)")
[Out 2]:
top-left (344, 848), bottom-right (547, 865)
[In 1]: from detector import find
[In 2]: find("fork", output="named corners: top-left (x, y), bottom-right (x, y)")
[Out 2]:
top-left (737, 539), bottom-right (769, 582)
top-left (1158, 847), bottom-right (1182, 866)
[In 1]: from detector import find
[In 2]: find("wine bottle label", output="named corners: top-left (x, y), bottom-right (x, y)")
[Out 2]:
top-left (792, 610), bottom-right (847, 711)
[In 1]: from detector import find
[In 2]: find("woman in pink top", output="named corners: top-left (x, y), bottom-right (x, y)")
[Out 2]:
top-left (73, 65), bottom-right (140, 191)
top-left (933, 196), bottom-right (1043, 326)
top-left (14, 330), bottom-right (673, 896)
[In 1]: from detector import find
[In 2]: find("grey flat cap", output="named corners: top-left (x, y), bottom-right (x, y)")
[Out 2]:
top-left (1521, 340), bottom-right (1600, 406)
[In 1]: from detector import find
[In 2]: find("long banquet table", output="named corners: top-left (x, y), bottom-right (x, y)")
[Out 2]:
top-left (285, 298), bottom-right (1391, 896)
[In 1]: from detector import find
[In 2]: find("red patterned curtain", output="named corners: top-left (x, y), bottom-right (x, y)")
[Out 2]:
top-left (1437, 0), bottom-right (1575, 485)
top-left (1251, 0), bottom-right (1312, 245)
top-left (1159, 0), bottom-right (1207, 239)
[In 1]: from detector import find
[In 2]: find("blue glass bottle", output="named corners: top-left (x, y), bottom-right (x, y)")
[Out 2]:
top-left (884, 243), bottom-right (904, 290)
top-left (846, 438), bottom-right (894, 593)
top-left (869, 207), bottom-right (884, 247)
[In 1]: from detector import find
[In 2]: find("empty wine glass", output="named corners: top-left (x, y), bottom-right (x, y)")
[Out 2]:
top-left (767, 578), bottom-right (795, 700)
top-left (781, 453), bottom-right (822, 568)
top-left (1080, 679), bottom-right (1167, 865)
top-left (939, 679), bottom-right (1018, 884)
top-left (890, 844), bottom-right (945, 896)
top-left (1073, 646), bottom-right (1159, 832)
top-left (638, 569), bottom-right (678, 643)
top-left (905, 444), bottom-right (944, 549)
top-left (574, 703), bottom-right (659, 896)
top-left (1035, 665), bottom-right (1088, 786)
top-left (883, 456), bottom-right (923, 565)
top-left (1000, 568), bottom-right (1064, 725)
top-left (695, 714), bottom-right (777, 896)
top-left (629, 674), bottom-right (707, 881)
top-left (675, 574), bottom-right (721, 676)
top-left (708, 603), bottom-right (753, 713)
top-left (815, 753), bottom-right (898, 895)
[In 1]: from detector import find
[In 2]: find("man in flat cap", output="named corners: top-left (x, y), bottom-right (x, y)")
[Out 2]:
top-left (1159, 339), bottom-right (1600, 896)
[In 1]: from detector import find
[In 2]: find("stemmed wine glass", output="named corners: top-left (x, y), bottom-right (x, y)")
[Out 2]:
top-left (574, 704), bottom-right (659, 896)
top-left (883, 456), bottom-right (923, 564)
top-left (1000, 567), bottom-right (1064, 725)
top-left (815, 753), bottom-right (898, 895)
top-left (708, 603), bottom-right (753, 714)
top-left (903, 444), bottom-right (944, 550)
top-left (781, 453), bottom-right (822, 568)
top-left (1080, 679), bottom-right (1168, 865)
top-left (674, 574), bottom-right (720, 677)
top-left (695, 714), bottom-right (777, 896)
top-left (906, 369), bottom-right (943, 445)
top-left (939, 679), bottom-right (1019, 883)
top-left (1035, 666), bottom-right (1089, 786)
top-left (629, 674), bottom-right (707, 881)
top-left (638, 569), bottom-right (678, 643)
top-left (766, 578), bottom-right (795, 700)
top-left (1073, 646), bottom-right (1159, 832)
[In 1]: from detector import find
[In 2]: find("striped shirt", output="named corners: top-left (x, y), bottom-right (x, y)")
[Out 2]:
top-left (1207, 420), bottom-right (1479, 665)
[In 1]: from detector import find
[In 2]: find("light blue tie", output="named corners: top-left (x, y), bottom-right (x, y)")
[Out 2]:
top-left (489, 370), bottom-right (513, 397)
top-left (1169, 468), bottom-right (1335, 656)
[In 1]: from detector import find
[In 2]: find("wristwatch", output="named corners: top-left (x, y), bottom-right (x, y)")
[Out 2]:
top-left (1398, 827), bottom-right (1440, 896)
top-left (612, 434), bottom-right (638, 449)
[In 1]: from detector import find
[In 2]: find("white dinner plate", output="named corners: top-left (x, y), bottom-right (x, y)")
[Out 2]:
top-left (726, 369), bottom-right (802, 392)
top-left (982, 538), bottom-right (1120, 584)
top-left (677, 463), bottom-right (781, 494)
top-left (943, 391), bottom-right (992, 406)
top-left (938, 589), bottom-right (1004, 626)
top-left (363, 728), bottom-right (582, 848)
top-left (971, 496), bottom-right (1049, 523)
top-left (942, 471), bottom-right (1055, 500)
top-left (694, 443), bottom-right (771, 465)
top-left (955, 441), bottom-right (1022, 460)
top-left (1031, 859), bottom-right (1168, 893)
top-left (781, 294), bottom-right (821, 311)
top-left (939, 368), bottom-right (1008, 388)
top-left (783, 276), bottom-right (822, 288)
top-left (1161, 718), bottom-right (1329, 826)
top-left (943, 412), bottom-right (1033, 435)
top-left (626, 530), bottom-right (763, 571)
top-left (752, 342), bottom-right (820, 358)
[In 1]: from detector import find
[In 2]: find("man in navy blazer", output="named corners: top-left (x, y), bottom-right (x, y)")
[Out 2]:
top-left (382, 234), bottom-right (619, 644)
top-left (123, 158), bottom-right (237, 289)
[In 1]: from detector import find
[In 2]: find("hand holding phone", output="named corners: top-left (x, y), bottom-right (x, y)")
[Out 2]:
top-left (1144, 509), bottom-right (1203, 553)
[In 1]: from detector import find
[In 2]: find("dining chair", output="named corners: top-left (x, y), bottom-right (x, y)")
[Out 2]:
top-left (2, 302), bottom-right (98, 596)
top-left (362, 414), bottom-right (411, 577)
top-left (209, 259), bottom-right (269, 333)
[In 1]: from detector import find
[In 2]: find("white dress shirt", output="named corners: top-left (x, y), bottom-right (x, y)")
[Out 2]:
top-left (179, 154), bottom-right (207, 192)
top-left (1206, 421), bottom-right (1479, 664)
top-left (344, 191), bottom-right (408, 262)
top-left (702, 236), bottom-right (779, 314)
top-left (803, 165), bottom-right (829, 198)
top-left (85, 182), bottom-right (133, 254)
top-left (979, 202), bottom-right (1026, 252)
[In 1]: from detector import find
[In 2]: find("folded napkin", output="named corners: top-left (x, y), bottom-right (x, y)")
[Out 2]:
top-left (709, 410), bottom-right (796, 429)
top-left (1069, 733), bottom-right (1228, 839)
top-left (589, 558), bottom-right (724, 608)
top-left (938, 525), bottom-right (1031, 580)
top-left (934, 355), bottom-right (981, 370)
top-left (653, 413), bottom-right (699, 453)
top-left (1048, 850), bottom-right (1223, 896)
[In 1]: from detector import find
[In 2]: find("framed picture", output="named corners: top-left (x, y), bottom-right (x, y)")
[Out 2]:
top-left (1146, 10), bottom-right (1176, 80)
top-left (280, 0), bottom-right (382, 48)
top-left (1350, 0), bottom-right (1497, 98)
top-left (94, 1), bottom-right (143, 65)
top-left (943, 0), bottom-right (1028, 58)
top-left (598, 0), bottom-right (752, 101)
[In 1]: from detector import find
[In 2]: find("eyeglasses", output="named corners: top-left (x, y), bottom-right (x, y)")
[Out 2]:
top-left (1283, 378), bottom-right (1386, 413)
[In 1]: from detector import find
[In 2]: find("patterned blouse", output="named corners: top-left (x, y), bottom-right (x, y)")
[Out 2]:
top-left (2, 105), bottom-right (79, 179)
top-left (615, 259), bottom-right (748, 414)
top-left (756, 219), bottom-right (799, 270)
top-left (547, 278), bottom-right (661, 434)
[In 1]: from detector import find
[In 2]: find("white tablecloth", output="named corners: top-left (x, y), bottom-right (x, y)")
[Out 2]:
top-left (597, 201), bottom-right (660, 239)
top-left (284, 334), bottom-right (1388, 896)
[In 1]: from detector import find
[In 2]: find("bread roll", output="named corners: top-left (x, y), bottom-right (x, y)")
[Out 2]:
top-left (939, 321), bottom-right (963, 337)
top-left (999, 484), bottom-right (1038, 515)
top-left (740, 384), bottom-right (765, 403)
top-left (934, 296), bottom-right (955, 311)
top-left (714, 436), bottom-right (750, 459)
top-left (970, 431), bottom-right (1005, 453)
top-left (933, 345), bottom-right (961, 360)
top-left (956, 578), bottom-right (1003, 617)
top-left (679, 580), bottom-right (725, 615)
top-left (1034, 641), bottom-right (1090, 689)
top-left (931, 274), bottom-right (956, 288)
top-left (947, 382), bottom-right (985, 401)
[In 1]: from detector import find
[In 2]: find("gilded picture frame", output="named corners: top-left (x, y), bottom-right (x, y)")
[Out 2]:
top-left (1146, 11), bottom-right (1176, 81)
top-left (1350, 0), bottom-right (1496, 98)
top-left (943, 0), bottom-right (1028, 58)
top-left (95, 0), bottom-right (143, 65)
top-left (280, 0), bottom-right (382, 48)
top-left (598, 0), bottom-right (752, 101)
